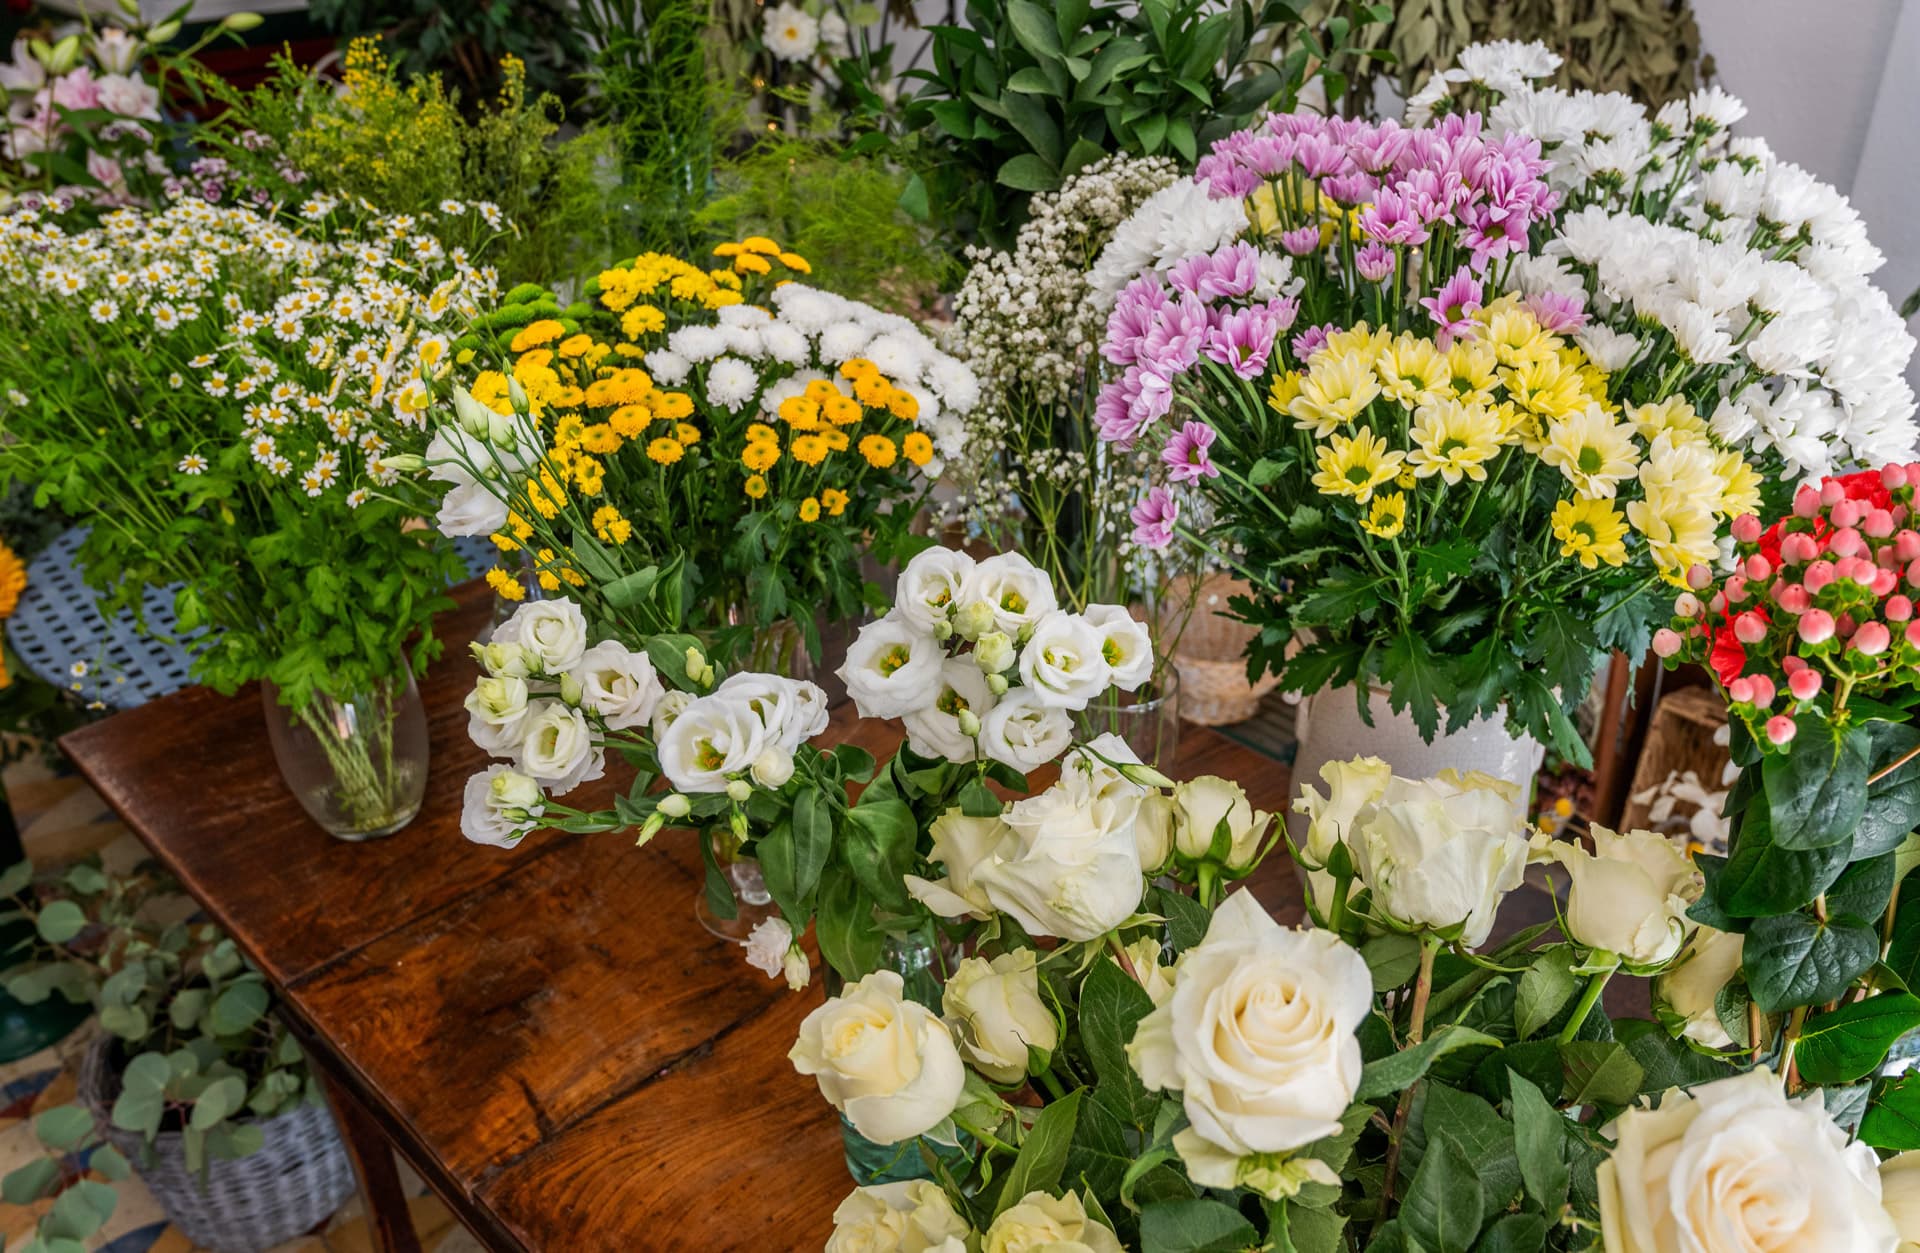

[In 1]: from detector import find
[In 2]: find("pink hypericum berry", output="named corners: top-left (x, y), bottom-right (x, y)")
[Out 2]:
top-left (1831, 501), bottom-right (1865, 531)
top-left (1745, 554), bottom-right (1773, 581)
top-left (1855, 621), bottom-right (1892, 656)
top-left (1866, 509), bottom-right (1896, 539)
top-left (1908, 558), bottom-right (1920, 588)
top-left (1782, 533), bottom-right (1819, 565)
top-left (1844, 557), bottom-right (1879, 586)
top-left (1822, 480), bottom-right (1847, 508)
top-left (1652, 628), bottom-right (1683, 658)
top-left (1882, 548), bottom-right (1903, 571)
top-left (1734, 611), bottom-right (1769, 644)
top-left (1838, 612), bottom-right (1858, 638)
top-left (1777, 583), bottom-right (1812, 614)
top-left (1725, 575), bottom-right (1749, 604)
top-left (1800, 609), bottom-right (1836, 644)
top-left (1766, 715), bottom-right (1797, 745)
top-left (1675, 592), bottom-right (1704, 618)
top-left (1686, 563), bottom-right (1713, 590)
top-left (1874, 568), bottom-right (1900, 597)
top-left (1829, 527), bottom-right (1865, 558)
top-left (1789, 668), bottom-right (1822, 701)
top-left (1747, 674), bottom-right (1777, 707)
top-left (1897, 531), bottom-right (1920, 563)
top-left (1885, 464), bottom-right (1910, 490)
top-left (1729, 677), bottom-right (1756, 704)
top-left (1908, 620), bottom-right (1920, 649)
top-left (1782, 654), bottom-right (1807, 675)
top-left (1731, 514), bottom-right (1764, 544)
top-left (1889, 595), bottom-right (1915, 622)
top-left (1709, 592), bottom-right (1728, 615)
top-left (1906, 462), bottom-right (1920, 486)
top-left (1804, 561), bottom-right (1836, 593)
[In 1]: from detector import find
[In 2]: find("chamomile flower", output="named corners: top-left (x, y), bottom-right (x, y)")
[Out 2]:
top-left (177, 454), bottom-right (208, 475)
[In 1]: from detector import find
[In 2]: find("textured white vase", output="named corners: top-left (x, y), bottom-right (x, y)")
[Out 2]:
top-left (1286, 684), bottom-right (1545, 841)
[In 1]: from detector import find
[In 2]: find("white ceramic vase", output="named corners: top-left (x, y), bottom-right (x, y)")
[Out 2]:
top-left (1286, 684), bottom-right (1544, 841)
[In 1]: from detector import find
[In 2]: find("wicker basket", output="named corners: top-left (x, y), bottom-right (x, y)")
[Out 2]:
top-left (78, 1035), bottom-right (357, 1253)
top-left (1159, 573), bottom-right (1282, 726)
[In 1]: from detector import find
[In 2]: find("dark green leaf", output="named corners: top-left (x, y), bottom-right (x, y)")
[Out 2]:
top-left (1357, 1026), bottom-right (1501, 1100)
top-left (1515, 946), bottom-right (1578, 1039)
top-left (1743, 911), bottom-right (1877, 1013)
top-left (1863, 1073), bottom-right (1920, 1150)
top-left (1401, 1133), bottom-right (1482, 1253)
top-left (994, 1091), bottom-right (1080, 1218)
top-left (1560, 1041), bottom-right (1643, 1106)
top-left (1764, 720), bottom-right (1869, 850)
top-left (1138, 1198), bottom-right (1257, 1253)
top-left (1793, 992), bottom-right (1920, 1085)
top-left (1509, 1071), bottom-right (1567, 1213)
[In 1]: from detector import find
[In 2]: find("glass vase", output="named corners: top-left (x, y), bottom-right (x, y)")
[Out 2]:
top-left (1072, 669), bottom-right (1181, 767)
top-left (693, 835), bottom-right (780, 943)
top-left (261, 672), bottom-right (429, 842)
top-left (723, 603), bottom-right (813, 681)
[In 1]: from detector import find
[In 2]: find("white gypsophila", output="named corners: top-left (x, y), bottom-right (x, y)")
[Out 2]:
top-left (1086, 175), bottom-right (1247, 307)
top-left (643, 348), bottom-right (691, 386)
top-left (705, 356), bottom-right (759, 412)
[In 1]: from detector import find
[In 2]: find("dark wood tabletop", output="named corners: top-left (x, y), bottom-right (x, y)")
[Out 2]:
top-left (59, 582), bottom-right (1307, 1252)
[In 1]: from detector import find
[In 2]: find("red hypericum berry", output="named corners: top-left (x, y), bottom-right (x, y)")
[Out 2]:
top-left (1653, 627), bottom-right (1683, 658)
top-left (1829, 527), bottom-right (1865, 558)
top-left (1908, 557), bottom-right (1920, 588)
top-left (1747, 674), bottom-right (1776, 707)
top-left (1788, 667), bottom-right (1822, 700)
top-left (1782, 654), bottom-right (1807, 675)
top-left (1908, 620), bottom-right (1920, 649)
top-left (1782, 533), bottom-right (1819, 565)
top-left (1885, 464), bottom-right (1910, 491)
top-left (1766, 715), bottom-right (1797, 745)
top-left (1729, 676), bottom-right (1756, 703)
top-left (1726, 575), bottom-right (1749, 604)
top-left (1888, 595), bottom-right (1915, 622)
top-left (1845, 557), bottom-right (1879, 586)
top-left (1854, 621), bottom-right (1892, 656)
top-left (1831, 501), bottom-right (1865, 531)
top-left (1800, 609), bottom-right (1836, 644)
top-left (1897, 531), bottom-right (1920, 563)
top-left (1796, 485), bottom-right (1824, 517)
top-left (1821, 480), bottom-right (1846, 508)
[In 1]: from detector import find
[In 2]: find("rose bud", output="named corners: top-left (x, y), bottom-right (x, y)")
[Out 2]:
top-left (1776, 583), bottom-right (1812, 615)
top-left (1889, 595), bottom-right (1915, 622)
top-left (1675, 592), bottom-right (1704, 619)
top-left (1866, 508), bottom-right (1896, 538)
top-left (1799, 609), bottom-right (1836, 644)
top-left (1652, 627), bottom-right (1684, 658)
top-left (1828, 527), bottom-right (1864, 558)
top-left (1788, 668), bottom-right (1822, 701)
top-left (1874, 568), bottom-right (1900, 597)
top-left (1803, 560), bottom-right (1836, 593)
top-left (1854, 621), bottom-right (1892, 656)
top-left (1734, 611), bottom-right (1769, 644)
top-left (1766, 715), bottom-right (1797, 745)
top-left (1745, 554), bottom-right (1773, 581)
top-left (1728, 677), bottom-right (1756, 704)
top-left (1731, 513), bottom-right (1764, 544)
top-left (1686, 563), bottom-right (1713, 590)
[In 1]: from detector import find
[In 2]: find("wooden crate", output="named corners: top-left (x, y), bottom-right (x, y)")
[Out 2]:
top-left (1620, 685), bottom-right (1731, 832)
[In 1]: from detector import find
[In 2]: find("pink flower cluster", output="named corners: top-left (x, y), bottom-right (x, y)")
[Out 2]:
top-left (1194, 112), bottom-right (1562, 270)
top-left (0, 33), bottom-right (164, 209)
top-left (1655, 465), bottom-right (1920, 747)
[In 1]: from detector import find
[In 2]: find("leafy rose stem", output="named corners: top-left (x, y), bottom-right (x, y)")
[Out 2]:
top-left (1377, 933), bottom-right (1441, 1232)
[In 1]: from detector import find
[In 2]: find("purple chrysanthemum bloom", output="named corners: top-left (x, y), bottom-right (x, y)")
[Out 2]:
top-left (1355, 242), bottom-right (1396, 283)
top-left (1293, 132), bottom-right (1351, 180)
top-left (1292, 322), bottom-right (1337, 361)
top-left (1138, 293), bottom-right (1211, 380)
top-left (1420, 267), bottom-right (1485, 347)
top-left (1130, 486), bottom-right (1180, 550)
top-left (1162, 421), bottom-right (1221, 483)
top-left (1357, 187), bottom-right (1430, 247)
top-left (1094, 366), bottom-right (1174, 449)
top-left (1526, 290), bottom-right (1588, 334)
top-left (1279, 224), bottom-right (1322, 257)
top-left (1347, 119), bottom-right (1413, 174)
top-left (1319, 171), bottom-right (1378, 206)
top-left (1205, 301), bottom-right (1289, 379)
top-left (1104, 275), bottom-right (1170, 366)
top-left (1169, 241), bottom-right (1260, 302)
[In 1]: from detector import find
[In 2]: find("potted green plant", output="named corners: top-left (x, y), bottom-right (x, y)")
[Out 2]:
top-left (0, 858), bottom-right (353, 1253)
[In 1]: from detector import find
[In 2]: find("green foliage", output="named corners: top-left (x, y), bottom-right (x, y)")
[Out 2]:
top-left (306, 0), bottom-right (594, 108)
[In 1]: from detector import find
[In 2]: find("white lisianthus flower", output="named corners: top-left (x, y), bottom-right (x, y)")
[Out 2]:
top-left (1170, 775), bottom-right (1272, 870)
top-left (1655, 926), bottom-right (1744, 1049)
top-left (1532, 826), bottom-right (1703, 967)
top-left (825, 1180), bottom-right (971, 1253)
top-left (838, 614), bottom-right (944, 719)
top-left (715, 672), bottom-right (829, 750)
top-left (494, 598), bottom-right (588, 674)
top-left (433, 479), bottom-right (508, 537)
top-left (1345, 770), bottom-right (1529, 946)
top-left (650, 688), bottom-right (693, 743)
top-left (894, 546), bottom-right (976, 633)
top-left (515, 700), bottom-right (604, 796)
top-left (789, 971), bottom-right (965, 1145)
top-left (1081, 604), bottom-right (1154, 689)
top-left (976, 687), bottom-right (1073, 774)
top-left (463, 674), bottom-right (529, 756)
top-left (762, 2), bottom-right (820, 62)
top-left (981, 1193), bottom-right (1122, 1253)
top-left (1598, 1069), bottom-right (1897, 1252)
top-left (958, 552), bottom-right (1058, 639)
top-left (459, 765), bottom-right (544, 847)
top-left (1128, 891), bottom-right (1371, 1194)
top-left (745, 917), bottom-right (808, 990)
top-left (1018, 611), bottom-right (1112, 710)
top-left (472, 639), bottom-right (535, 680)
top-left (656, 690), bottom-right (767, 794)
top-left (901, 659), bottom-right (995, 763)
top-left (568, 641), bottom-right (663, 731)
top-left (941, 950), bottom-right (1058, 1084)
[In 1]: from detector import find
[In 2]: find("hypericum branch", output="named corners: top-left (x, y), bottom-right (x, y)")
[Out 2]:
top-left (1870, 742), bottom-right (1920, 787)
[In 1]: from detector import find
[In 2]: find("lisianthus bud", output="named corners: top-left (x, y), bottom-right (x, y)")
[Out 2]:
top-left (1653, 628), bottom-right (1684, 658)
top-left (726, 778), bottom-right (753, 803)
top-left (1800, 610), bottom-right (1836, 644)
top-left (1744, 555), bottom-right (1772, 581)
top-left (559, 672), bottom-right (584, 706)
top-left (1867, 509), bottom-right (1896, 539)
top-left (1675, 592), bottom-right (1703, 618)
top-left (952, 600), bottom-right (996, 641)
top-left (986, 673), bottom-right (1009, 696)
top-left (1686, 564), bottom-right (1712, 590)
top-left (658, 793), bottom-right (692, 818)
top-left (1731, 514), bottom-right (1763, 544)
top-left (1766, 715), bottom-right (1797, 745)
top-left (956, 708), bottom-right (981, 738)
top-left (1854, 622), bottom-right (1892, 656)
top-left (933, 619), bottom-right (954, 642)
top-left (1789, 668), bottom-right (1822, 701)
top-left (973, 631), bottom-right (1015, 674)
top-left (1734, 612), bottom-right (1768, 644)
top-left (752, 746), bottom-right (795, 788)
top-left (1889, 596), bottom-right (1914, 622)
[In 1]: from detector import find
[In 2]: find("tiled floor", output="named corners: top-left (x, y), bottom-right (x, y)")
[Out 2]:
top-left (0, 745), bottom-right (477, 1253)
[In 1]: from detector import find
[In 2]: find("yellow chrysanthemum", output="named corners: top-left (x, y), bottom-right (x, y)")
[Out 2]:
top-left (1360, 492), bottom-right (1406, 539)
top-left (1310, 426), bottom-right (1405, 504)
top-left (859, 434), bottom-right (899, 469)
top-left (791, 434), bottom-right (830, 466)
top-left (1408, 399), bottom-right (1506, 485)
top-left (1290, 352), bottom-right (1382, 438)
top-left (591, 504), bottom-right (633, 545)
top-left (746, 422), bottom-right (778, 443)
top-left (1638, 431), bottom-right (1721, 503)
top-left (1551, 497), bottom-right (1630, 569)
top-left (798, 496), bottom-right (821, 522)
top-left (780, 396), bottom-right (822, 430)
top-left (1314, 324), bottom-right (1392, 368)
top-left (675, 422), bottom-right (701, 445)
top-left (621, 304), bottom-right (666, 338)
top-left (1265, 369), bottom-right (1304, 419)
top-left (1443, 341), bottom-right (1500, 405)
top-left (573, 458), bottom-right (605, 497)
top-left (839, 358), bottom-right (878, 381)
top-left (744, 474), bottom-right (768, 499)
top-left (1505, 354), bottom-right (1592, 421)
top-left (1628, 397), bottom-right (1708, 443)
top-left (778, 252), bottom-right (811, 274)
top-left (610, 404), bottom-right (649, 438)
top-left (852, 373), bottom-right (892, 408)
top-left (821, 488), bottom-right (849, 516)
top-left (652, 392), bottom-right (693, 421)
top-left (742, 441), bottom-right (780, 472)
top-left (578, 424), bottom-right (622, 455)
top-left (1479, 304), bottom-right (1556, 368)
top-left (1626, 486), bottom-right (1719, 584)
top-left (1376, 336), bottom-right (1449, 406)
top-left (823, 395), bottom-right (862, 426)
top-left (0, 541), bottom-right (27, 619)
top-left (741, 236), bottom-right (781, 255)
top-left (734, 253), bottom-right (773, 276)
top-left (1540, 406), bottom-right (1640, 498)
top-left (485, 567), bottom-right (526, 601)
top-left (902, 431), bottom-right (934, 466)
top-left (509, 319), bottom-right (565, 353)
top-left (803, 379), bottom-right (839, 405)
top-left (887, 389), bottom-right (920, 421)
top-left (647, 437), bottom-right (685, 465)
top-left (1713, 450), bottom-right (1764, 520)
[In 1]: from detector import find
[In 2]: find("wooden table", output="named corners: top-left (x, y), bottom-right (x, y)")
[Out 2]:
top-left (59, 584), bottom-right (1306, 1252)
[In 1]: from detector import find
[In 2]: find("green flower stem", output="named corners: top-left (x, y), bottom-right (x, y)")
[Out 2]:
top-left (1557, 966), bottom-right (1614, 1044)
top-left (1377, 935), bottom-right (1441, 1233)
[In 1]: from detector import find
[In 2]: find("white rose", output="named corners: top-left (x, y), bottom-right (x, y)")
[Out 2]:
top-left (826, 1180), bottom-right (971, 1253)
top-left (1533, 826), bottom-right (1703, 967)
top-left (655, 691), bottom-right (767, 794)
top-left (1656, 926), bottom-right (1745, 1049)
top-left (1881, 1152), bottom-right (1920, 1253)
top-left (977, 688), bottom-right (1073, 774)
top-left (494, 598), bottom-right (588, 674)
top-left (941, 950), bottom-right (1059, 1084)
top-left (959, 552), bottom-right (1058, 639)
top-left (566, 641), bottom-right (662, 731)
top-left (464, 675), bottom-right (529, 756)
top-left (1292, 756), bottom-right (1394, 915)
top-left (459, 765), bottom-right (544, 847)
top-left (1346, 773), bottom-right (1529, 946)
top-left (1598, 1069), bottom-right (1897, 1252)
top-left (515, 700), bottom-right (604, 796)
top-left (1128, 891), bottom-right (1371, 1194)
top-left (838, 614), bottom-right (945, 719)
top-left (434, 479), bottom-right (508, 537)
top-left (982, 1192), bottom-right (1122, 1253)
top-left (895, 546), bottom-right (975, 633)
top-left (901, 659), bottom-right (995, 763)
top-left (986, 773), bottom-right (1145, 941)
top-left (789, 971), bottom-right (965, 1145)
top-left (1120, 935), bottom-right (1177, 1004)
top-left (905, 813), bottom-right (1002, 920)
top-left (1171, 775), bottom-right (1272, 870)
top-left (1018, 611), bottom-right (1112, 710)
top-left (1135, 792), bottom-right (1175, 873)
top-left (1081, 604), bottom-right (1153, 689)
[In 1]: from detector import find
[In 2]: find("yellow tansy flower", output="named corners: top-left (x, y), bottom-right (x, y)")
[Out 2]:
top-left (798, 496), bottom-right (821, 522)
top-left (485, 567), bottom-right (526, 601)
top-left (591, 505), bottom-right (633, 545)
top-left (887, 390), bottom-right (920, 422)
top-left (902, 431), bottom-right (933, 466)
top-left (610, 405), bottom-right (649, 438)
top-left (791, 434), bottom-right (830, 466)
top-left (778, 252), bottom-right (811, 273)
top-left (743, 441), bottom-right (780, 472)
top-left (509, 319), bottom-right (565, 352)
top-left (744, 474), bottom-right (768, 499)
top-left (579, 424), bottom-right (622, 455)
top-left (781, 396), bottom-right (822, 429)
top-left (820, 488), bottom-right (849, 516)
top-left (675, 422), bottom-right (701, 445)
top-left (823, 395), bottom-right (862, 426)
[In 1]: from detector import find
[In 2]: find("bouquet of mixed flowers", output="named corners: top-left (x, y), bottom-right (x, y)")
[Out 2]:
top-left (404, 235), bottom-right (978, 667)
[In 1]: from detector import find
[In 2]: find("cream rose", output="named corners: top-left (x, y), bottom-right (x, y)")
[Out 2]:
top-left (459, 765), bottom-right (543, 847)
top-left (1081, 604), bottom-right (1153, 689)
top-left (569, 640), bottom-right (663, 731)
top-left (789, 971), bottom-right (965, 1145)
top-left (1881, 1151), bottom-right (1920, 1253)
top-left (895, 546), bottom-right (976, 634)
top-left (977, 688), bottom-right (1073, 773)
top-left (1534, 826), bottom-right (1702, 967)
top-left (515, 700), bottom-right (604, 796)
top-left (1170, 775), bottom-right (1272, 870)
top-left (942, 950), bottom-right (1058, 1084)
top-left (958, 552), bottom-right (1058, 639)
top-left (826, 1180), bottom-right (971, 1253)
top-left (1135, 791), bottom-right (1175, 873)
top-left (1599, 1069), bottom-right (1897, 1252)
top-left (1292, 756), bottom-right (1394, 913)
top-left (1018, 610), bottom-right (1112, 710)
top-left (1345, 772), bottom-right (1528, 946)
top-left (1656, 926), bottom-right (1745, 1049)
top-left (1129, 891), bottom-right (1370, 1188)
top-left (494, 597), bottom-right (588, 674)
top-left (982, 1192), bottom-right (1122, 1253)
top-left (655, 691), bottom-right (767, 794)
top-left (839, 614), bottom-right (945, 719)
top-left (901, 659), bottom-right (996, 763)
top-left (464, 674), bottom-right (529, 756)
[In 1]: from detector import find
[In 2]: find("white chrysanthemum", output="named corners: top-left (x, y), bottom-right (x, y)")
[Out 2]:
top-left (862, 331), bottom-right (928, 383)
top-left (1443, 38), bottom-right (1562, 93)
top-left (762, 3), bottom-right (819, 62)
top-left (667, 324), bottom-right (727, 363)
top-left (759, 321), bottom-right (810, 366)
top-left (643, 348), bottom-right (692, 386)
top-left (705, 356), bottom-right (759, 412)
top-left (817, 321), bottom-right (871, 363)
top-left (1087, 177), bottom-right (1246, 305)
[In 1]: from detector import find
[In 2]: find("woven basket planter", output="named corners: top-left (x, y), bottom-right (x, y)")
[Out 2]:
top-left (78, 1035), bottom-right (357, 1253)
top-left (1160, 573), bottom-right (1281, 726)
